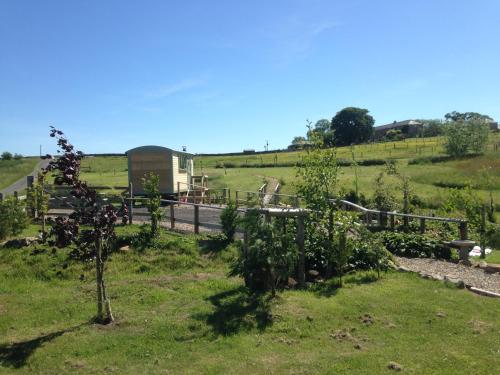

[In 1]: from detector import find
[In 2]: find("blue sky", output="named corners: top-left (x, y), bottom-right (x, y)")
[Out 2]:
top-left (1, 0), bottom-right (499, 155)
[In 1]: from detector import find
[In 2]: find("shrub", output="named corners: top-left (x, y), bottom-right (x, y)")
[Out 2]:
top-left (0, 196), bottom-right (28, 240)
top-left (348, 231), bottom-right (393, 272)
top-left (220, 201), bottom-right (239, 242)
top-left (380, 231), bottom-right (451, 259)
top-left (230, 211), bottom-right (297, 295)
top-left (13, 153), bottom-right (23, 160)
top-left (142, 172), bottom-right (162, 238)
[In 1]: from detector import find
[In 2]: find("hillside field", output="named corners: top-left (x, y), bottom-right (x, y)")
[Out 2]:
top-left (0, 158), bottom-right (39, 191)
top-left (75, 135), bottom-right (500, 215)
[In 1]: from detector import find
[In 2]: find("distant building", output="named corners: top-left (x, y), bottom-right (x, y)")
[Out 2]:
top-left (287, 140), bottom-right (314, 151)
top-left (373, 120), bottom-right (423, 140)
top-left (486, 119), bottom-right (499, 131)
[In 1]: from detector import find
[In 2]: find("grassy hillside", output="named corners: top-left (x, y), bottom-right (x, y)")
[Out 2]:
top-left (0, 158), bottom-right (39, 190)
top-left (74, 135), bottom-right (500, 216)
top-left (1, 225), bottom-right (499, 374)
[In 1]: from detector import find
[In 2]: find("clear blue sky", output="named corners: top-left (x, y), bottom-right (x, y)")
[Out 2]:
top-left (1, 0), bottom-right (499, 155)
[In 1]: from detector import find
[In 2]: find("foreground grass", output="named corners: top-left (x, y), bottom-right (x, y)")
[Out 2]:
top-left (1, 226), bottom-right (499, 374)
top-left (0, 158), bottom-right (39, 190)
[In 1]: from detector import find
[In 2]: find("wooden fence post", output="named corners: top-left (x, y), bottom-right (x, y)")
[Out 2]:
top-left (194, 205), bottom-right (200, 234)
top-left (170, 204), bottom-right (175, 229)
top-left (235, 191), bottom-right (239, 207)
top-left (177, 182), bottom-right (181, 205)
top-left (27, 175), bottom-right (34, 188)
top-left (224, 188), bottom-right (228, 205)
top-left (419, 218), bottom-right (426, 234)
top-left (390, 213), bottom-right (395, 229)
top-left (14, 191), bottom-right (18, 200)
top-left (0, 192), bottom-right (3, 201)
top-left (459, 221), bottom-right (468, 240)
top-left (297, 216), bottom-right (305, 288)
top-left (227, 189), bottom-right (231, 204)
top-left (294, 195), bottom-right (299, 208)
top-left (128, 183), bottom-right (133, 224)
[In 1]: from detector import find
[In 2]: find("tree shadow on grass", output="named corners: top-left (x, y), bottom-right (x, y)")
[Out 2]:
top-left (0, 324), bottom-right (84, 368)
top-left (311, 272), bottom-right (380, 297)
top-left (194, 286), bottom-right (273, 336)
top-left (197, 236), bottom-right (229, 255)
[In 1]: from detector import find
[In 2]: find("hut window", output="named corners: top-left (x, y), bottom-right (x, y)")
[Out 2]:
top-left (178, 155), bottom-right (188, 172)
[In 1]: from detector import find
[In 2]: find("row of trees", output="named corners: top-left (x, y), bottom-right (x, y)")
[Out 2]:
top-left (292, 107), bottom-right (375, 148)
top-left (1, 151), bottom-right (23, 160)
top-left (291, 110), bottom-right (496, 148)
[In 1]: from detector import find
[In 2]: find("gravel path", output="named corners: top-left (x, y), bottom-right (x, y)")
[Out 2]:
top-left (395, 256), bottom-right (500, 294)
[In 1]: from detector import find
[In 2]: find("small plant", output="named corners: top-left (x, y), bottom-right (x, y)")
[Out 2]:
top-left (220, 201), bottom-right (239, 242)
top-left (380, 231), bottom-right (451, 259)
top-left (0, 196), bottom-right (28, 240)
top-left (26, 173), bottom-right (49, 235)
top-left (142, 172), bottom-right (162, 238)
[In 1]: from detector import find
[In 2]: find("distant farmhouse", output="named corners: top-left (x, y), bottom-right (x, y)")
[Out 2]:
top-left (373, 120), bottom-right (423, 140)
top-left (486, 119), bottom-right (499, 131)
top-left (287, 140), bottom-right (314, 151)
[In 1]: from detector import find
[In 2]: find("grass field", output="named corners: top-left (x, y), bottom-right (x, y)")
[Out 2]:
top-left (1, 225), bottom-right (499, 374)
top-left (0, 158), bottom-right (39, 190)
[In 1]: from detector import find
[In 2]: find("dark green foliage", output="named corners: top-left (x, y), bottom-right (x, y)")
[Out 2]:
top-left (348, 229), bottom-right (393, 273)
top-left (230, 211), bottom-right (297, 295)
top-left (220, 201), bottom-right (239, 242)
top-left (1, 151), bottom-right (13, 160)
top-left (380, 231), bottom-right (451, 259)
top-left (0, 196), bottom-right (28, 240)
top-left (331, 107), bottom-right (374, 146)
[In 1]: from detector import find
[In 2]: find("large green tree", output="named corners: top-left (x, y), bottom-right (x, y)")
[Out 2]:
top-left (331, 107), bottom-right (374, 146)
top-left (444, 111), bottom-right (493, 122)
top-left (307, 119), bottom-right (335, 147)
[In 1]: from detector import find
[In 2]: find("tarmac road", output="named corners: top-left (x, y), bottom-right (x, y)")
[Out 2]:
top-left (0, 158), bottom-right (51, 197)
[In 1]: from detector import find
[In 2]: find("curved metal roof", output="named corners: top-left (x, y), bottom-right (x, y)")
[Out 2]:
top-left (126, 145), bottom-right (193, 156)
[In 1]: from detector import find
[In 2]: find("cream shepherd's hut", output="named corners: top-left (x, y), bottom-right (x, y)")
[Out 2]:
top-left (126, 146), bottom-right (194, 196)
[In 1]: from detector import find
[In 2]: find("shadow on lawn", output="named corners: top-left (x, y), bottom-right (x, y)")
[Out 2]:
top-left (0, 324), bottom-right (84, 368)
top-left (194, 286), bottom-right (273, 336)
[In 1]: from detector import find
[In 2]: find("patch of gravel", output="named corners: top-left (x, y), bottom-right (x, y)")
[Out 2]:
top-left (395, 256), bottom-right (500, 294)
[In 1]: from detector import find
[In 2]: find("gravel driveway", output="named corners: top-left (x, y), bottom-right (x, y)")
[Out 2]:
top-left (395, 256), bottom-right (500, 294)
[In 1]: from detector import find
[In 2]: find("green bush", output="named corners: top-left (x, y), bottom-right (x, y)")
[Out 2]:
top-left (220, 201), bottom-right (239, 242)
top-left (380, 231), bottom-right (451, 259)
top-left (0, 196), bottom-right (29, 240)
top-left (230, 211), bottom-right (297, 295)
top-left (348, 232), bottom-right (393, 271)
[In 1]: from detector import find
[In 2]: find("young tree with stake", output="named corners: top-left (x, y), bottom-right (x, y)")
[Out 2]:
top-left (43, 127), bottom-right (128, 324)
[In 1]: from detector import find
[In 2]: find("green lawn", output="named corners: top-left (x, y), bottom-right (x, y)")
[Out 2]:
top-left (0, 158), bottom-right (39, 190)
top-left (1, 225), bottom-right (499, 374)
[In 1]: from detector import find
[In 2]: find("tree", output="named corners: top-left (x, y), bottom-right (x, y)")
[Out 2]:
top-left (444, 111), bottom-right (493, 122)
top-left (296, 128), bottom-right (341, 277)
top-left (43, 127), bottom-right (128, 324)
top-left (443, 120), bottom-right (490, 157)
top-left (1, 151), bottom-right (13, 160)
top-left (331, 107), bottom-right (374, 146)
top-left (443, 121), bottom-right (470, 157)
top-left (291, 136), bottom-right (306, 145)
top-left (142, 172), bottom-right (162, 238)
top-left (307, 119), bottom-right (335, 147)
top-left (421, 119), bottom-right (443, 137)
top-left (13, 153), bottom-right (23, 160)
